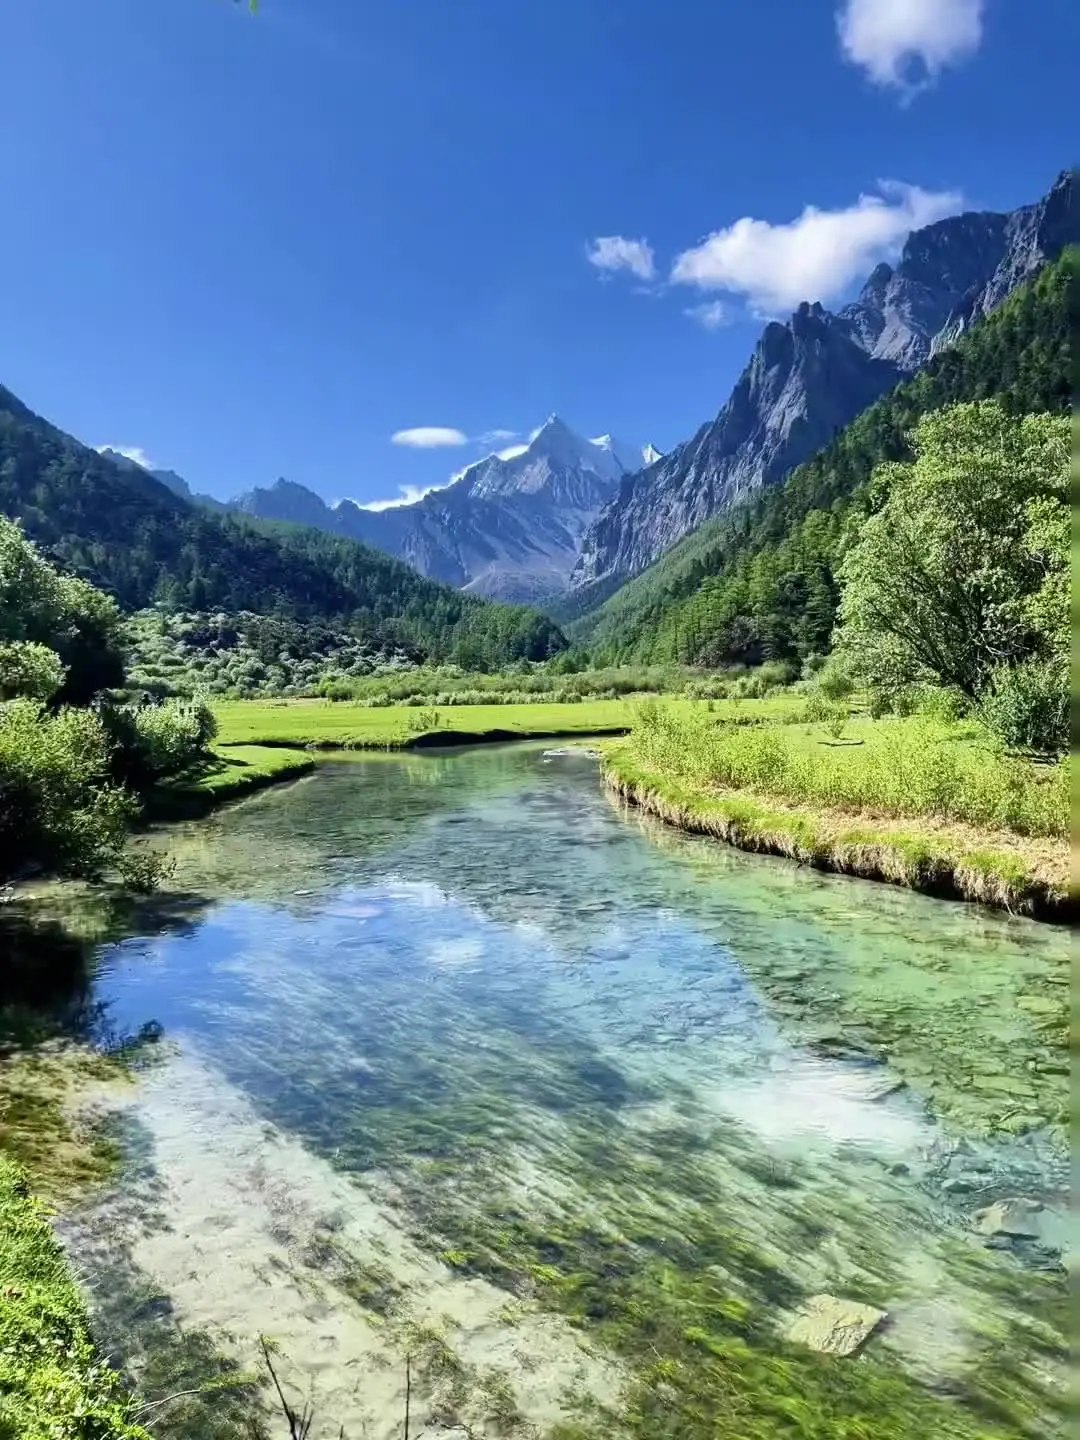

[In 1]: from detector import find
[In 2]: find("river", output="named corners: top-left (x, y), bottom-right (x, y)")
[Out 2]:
top-left (21, 745), bottom-right (1071, 1439)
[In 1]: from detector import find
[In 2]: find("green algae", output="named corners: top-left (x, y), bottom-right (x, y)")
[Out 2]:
top-left (12, 748), bottom-right (1071, 1439)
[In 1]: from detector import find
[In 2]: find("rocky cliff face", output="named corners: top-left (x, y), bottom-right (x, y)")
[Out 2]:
top-left (232, 417), bottom-right (645, 603)
top-left (571, 169), bottom-right (1076, 591)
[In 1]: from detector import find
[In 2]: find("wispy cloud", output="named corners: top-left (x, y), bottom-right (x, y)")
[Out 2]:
top-left (837, 0), bottom-right (984, 98)
top-left (97, 443), bottom-right (156, 470)
top-left (355, 483), bottom-right (446, 512)
top-left (670, 181), bottom-right (963, 314)
top-left (390, 426), bottom-right (469, 449)
top-left (476, 427), bottom-right (519, 448)
top-left (684, 300), bottom-right (730, 331)
top-left (586, 235), bottom-right (656, 282)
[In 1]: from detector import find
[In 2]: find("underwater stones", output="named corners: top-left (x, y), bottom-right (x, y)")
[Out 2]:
top-left (805, 1032), bottom-right (881, 1063)
top-left (972, 1198), bottom-right (1044, 1240)
top-left (1015, 995), bottom-right (1062, 1016)
top-left (785, 1294), bottom-right (887, 1356)
top-left (968, 1073), bottom-right (1037, 1098)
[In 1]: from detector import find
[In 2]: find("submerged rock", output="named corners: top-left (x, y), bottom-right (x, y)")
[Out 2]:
top-left (542, 747), bottom-right (601, 759)
top-left (785, 1294), bottom-right (888, 1356)
top-left (973, 1198), bottom-right (1045, 1239)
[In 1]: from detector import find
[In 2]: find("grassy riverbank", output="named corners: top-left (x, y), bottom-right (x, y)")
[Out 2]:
top-left (607, 706), bottom-right (1070, 921)
top-left (0, 1156), bottom-right (150, 1439)
top-left (148, 743), bottom-right (315, 817)
top-left (0, 1029), bottom-right (150, 1440)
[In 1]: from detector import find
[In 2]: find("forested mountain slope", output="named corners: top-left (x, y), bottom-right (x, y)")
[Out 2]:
top-left (569, 169), bottom-right (1075, 593)
top-left (0, 385), bottom-right (565, 667)
top-left (567, 248), bottom-right (1073, 666)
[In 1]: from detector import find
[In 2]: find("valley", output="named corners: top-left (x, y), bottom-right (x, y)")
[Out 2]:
top-left (0, 8), bottom-right (1073, 1436)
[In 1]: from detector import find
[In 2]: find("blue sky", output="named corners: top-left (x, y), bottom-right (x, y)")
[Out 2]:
top-left (0, 0), bottom-right (1072, 507)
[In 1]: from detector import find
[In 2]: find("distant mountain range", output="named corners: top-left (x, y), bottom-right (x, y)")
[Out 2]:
top-left (92, 170), bottom-right (1074, 617)
top-left (569, 169), bottom-right (1076, 595)
top-left (230, 418), bottom-right (657, 604)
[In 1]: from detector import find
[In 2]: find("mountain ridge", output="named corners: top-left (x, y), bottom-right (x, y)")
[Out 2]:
top-left (569, 169), bottom-right (1076, 593)
top-left (0, 384), bottom-right (567, 667)
top-left (231, 415), bottom-right (647, 603)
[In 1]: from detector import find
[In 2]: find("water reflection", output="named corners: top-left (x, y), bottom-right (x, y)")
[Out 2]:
top-left (16, 746), bottom-right (1071, 1439)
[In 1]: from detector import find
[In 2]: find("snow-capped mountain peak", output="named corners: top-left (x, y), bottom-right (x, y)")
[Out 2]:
top-left (642, 443), bottom-right (664, 466)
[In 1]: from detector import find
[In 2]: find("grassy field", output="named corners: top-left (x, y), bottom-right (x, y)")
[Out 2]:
top-left (609, 703), bottom-right (1070, 919)
top-left (148, 744), bottom-right (315, 817)
top-left (211, 695), bottom-right (802, 749)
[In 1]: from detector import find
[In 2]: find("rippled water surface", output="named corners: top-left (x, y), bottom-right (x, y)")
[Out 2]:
top-left (44, 747), bottom-right (1071, 1438)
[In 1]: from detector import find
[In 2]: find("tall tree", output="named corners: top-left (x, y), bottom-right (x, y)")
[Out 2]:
top-left (833, 401), bottom-right (1068, 700)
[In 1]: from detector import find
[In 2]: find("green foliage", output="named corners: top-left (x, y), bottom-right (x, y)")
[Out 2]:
top-left (978, 658), bottom-right (1069, 754)
top-left (0, 389), bottom-right (566, 669)
top-left (0, 699), bottom-right (136, 884)
top-left (568, 251), bottom-right (1073, 667)
top-left (835, 402), bottom-right (1068, 702)
top-left (0, 514), bottom-right (124, 705)
top-left (101, 698), bottom-right (219, 790)
top-left (627, 704), bottom-right (1066, 838)
top-left (324, 661), bottom-right (707, 707)
top-left (122, 608), bottom-right (416, 699)
top-left (814, 655), bottom-right (856, 700)
top-left (0, 641), bottom-right (65, 701)
top-left (0, 1156), bottom-right (150, 1439)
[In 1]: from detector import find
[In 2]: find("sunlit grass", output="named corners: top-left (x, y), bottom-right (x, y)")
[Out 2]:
top-left (628, 704), bottom-right (1067, 838)
top-left (210, 695), bottom-right (802, 749)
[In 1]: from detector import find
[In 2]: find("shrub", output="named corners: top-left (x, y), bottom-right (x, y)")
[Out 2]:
top-left (0, 641), bottom-right (66, 702)
top-left (815, 657), bottom-right (856, 700)
top-left (101, 699), bottom-right (218, 789)
top-left (978, 659), bottom-right (1068, 755)
top-left (0, 700), bottom-right (136, 882)
top-left (800, 693), bottom-right (836, 724)
top-left (916, 687), bottom-right (967, 724)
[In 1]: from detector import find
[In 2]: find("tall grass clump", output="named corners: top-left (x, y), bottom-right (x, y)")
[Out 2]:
top-left (629, 706), bottom-right (1066, 838)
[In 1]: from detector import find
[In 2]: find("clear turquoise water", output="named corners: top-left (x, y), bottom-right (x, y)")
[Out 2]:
top-left (48, 746), bottom-right (1069, 1439)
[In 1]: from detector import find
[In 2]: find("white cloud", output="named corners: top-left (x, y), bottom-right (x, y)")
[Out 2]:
top-left (390, 426), bottom-right (469, 449)
top-left (496, 443), bottom-right (529, 461)
top-left (355, 483), bottom-right (446, 512)
top-left (684, 300), bottom-right (730, 331)
top-left (98, 443), bottom-right (156, 470)
top-left (837, 0), bottom-right (984, 95)
top-left (476, 427), bottom-right (519, 448)
top-left (670, 181), bottom-right (963, 313)
top-left (586, 235), bottom-right (656, 282)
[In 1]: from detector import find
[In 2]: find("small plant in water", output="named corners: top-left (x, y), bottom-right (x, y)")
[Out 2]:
top-left (825, 707), bottom-right (848, 742)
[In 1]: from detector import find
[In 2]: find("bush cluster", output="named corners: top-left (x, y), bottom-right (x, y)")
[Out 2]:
top-left (123, 609), bottom-right (414, 699)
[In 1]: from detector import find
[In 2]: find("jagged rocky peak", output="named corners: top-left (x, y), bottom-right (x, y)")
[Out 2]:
top-left (571, 170), bottom-right (1076, 591)
top-left (223, 413), bottom-right (642, 603)
top-left (232, 476), bottom-right (331, 525)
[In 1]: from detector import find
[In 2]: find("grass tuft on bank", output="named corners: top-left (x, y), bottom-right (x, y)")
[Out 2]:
top-left (0, 1154), bottom-right (150, 1440)
top-left (606, 705), bottom-right (1070, 920)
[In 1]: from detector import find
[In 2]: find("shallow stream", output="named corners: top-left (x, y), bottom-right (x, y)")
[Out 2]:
top-left (22, 746), bottom-right (1072, 1438)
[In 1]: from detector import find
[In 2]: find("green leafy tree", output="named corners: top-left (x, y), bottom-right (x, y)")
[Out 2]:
top-left (0, 641), bottom-right (66, 701)
top-left (833, 401), bottom-right (1068, 701)
top-left (0, 515), bottom-right (124, 703)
